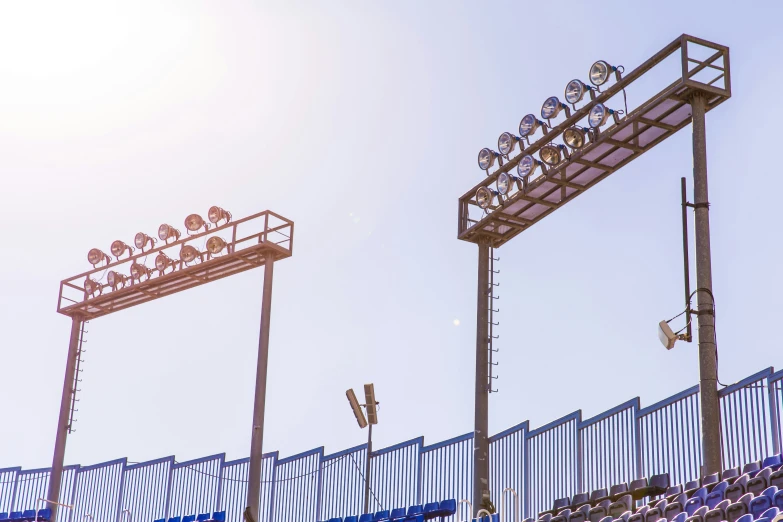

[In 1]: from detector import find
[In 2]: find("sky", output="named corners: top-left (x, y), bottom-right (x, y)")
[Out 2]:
top-left (2, 0), bottom-right (783, 470)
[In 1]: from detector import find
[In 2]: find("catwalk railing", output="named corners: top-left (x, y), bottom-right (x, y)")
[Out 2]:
top-left (6, 367), bottom-right (783, 522)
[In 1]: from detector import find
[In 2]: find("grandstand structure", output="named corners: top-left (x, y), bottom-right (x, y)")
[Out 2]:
top-left (3, 367), bottom-right (782, 522)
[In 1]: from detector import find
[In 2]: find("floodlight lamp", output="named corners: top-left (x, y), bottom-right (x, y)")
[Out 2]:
top-left (540, 96), bottom-right (571, 121)
top-left (519, 114), bottom-right (544, 138)
top-left (184, 214), bottom-right (209, 234)
top-left (208, 206), bottom-right (232, 225)
top-left (496, 172), bottom-right (517, 195)
top-left (563, 127), bottom-right (589, 150)
top-left (110, 240), bottom-right (134, 260)
top-left (517, 154), bottom-right (543, 181)
top-left (475, 186), bottom-right (497, 210)
top-left (129, 262), bottom-right (152, 282)
top-left (134, 232), bottom-right (156, 251)
top-left (498, 132), bottom-right (522, 156)
top-left (155, 253), bottom-right (175, 274)
top-left (346, 388), bottom-right (368, 429)
top-left (106, 270), bottom-right (127, 290)
top-left (539, 144), bottom-right (567, 166)
top-left (179, 245), bottom-right (200, 264)
top-left (158, 224), bottom-right (181, 243)
top-left (206, 236), bottom-right (227, 256)
top-left (658, 320), bottom-right (680, 350)
top-left (564, 79), bottom-right (594, 105)
top-left (589, 60), bottom-right (622, 87)
top-left (364, 383), bottom-right (378, 425)
top-left (84, 278), bottom-right (101, 298)
top-left (588, 103), bottom-right (620, 129)
top-left (87, 248), bottom-right (111, 267)
top-left (478, 148), bottom-right (501, 171)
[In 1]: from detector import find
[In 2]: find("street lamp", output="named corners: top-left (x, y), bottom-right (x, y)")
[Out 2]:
top-left (50, 208), bottom-right (294, 522)
top-left (457, 35), bottom-right (731, 509)
top-left (346, 384), bottom-right (379, 515)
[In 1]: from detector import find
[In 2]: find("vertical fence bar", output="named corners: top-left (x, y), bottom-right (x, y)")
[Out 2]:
top-left (489, 422), bottom-right (527, 522)
top-left (368, 438), bottom-right (421, 514)
top-left (318, 444), bottom-right (366, 521)
top-left (420, 433), bottom-right (473, 522)
top-left (769, 369), bottom-right (783, 455)
top-left (718, 368), bottom-right (773, 470)
top-left (118, 456), bottom-right (174, 522)
top-left (70, 458), bottom-right (125, 522)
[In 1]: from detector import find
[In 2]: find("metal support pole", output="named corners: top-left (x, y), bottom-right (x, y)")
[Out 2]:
top-left (681, 177), bottom-right (693, 342)
top-left (364, 423), bottom-right (373, 514)
top-left (47, 315), bottom-right (83, 522)
top-left (474, 239), bottom-right (490, 508)
top-left (246, 255), bottom-right (275, 522)
top-left (691, 93), bottom-right (722, 476)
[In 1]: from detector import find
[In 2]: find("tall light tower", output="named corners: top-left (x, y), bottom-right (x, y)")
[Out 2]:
top-left (52, 208), bottom-right (294, 522)
top-left (458, 35), bottom-right (730, 507)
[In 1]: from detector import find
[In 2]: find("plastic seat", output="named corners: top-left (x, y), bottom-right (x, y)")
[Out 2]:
top-left (358, 515), bottom-right (374, 522)
top-left (750, 487), bottom-right (778, 518)
top-left (437, 500), bottom-right (457, 517)
top-left (629, 478), bottom-right (648, 498)
top-left (326, 518), bottom-right (342, 522)
top-left (540, 515), bottom-right (553, 522)
top-left (775, 489), bottom-right (783, 510)
top-left (760, 507), bottom-right (779, 521)
top-left (628, 506), bottom-right (648, 522)
top-left (726, 475), bottom-right (750, 503)
top-left (703, 499), bottom-right (730, 522)
top-left (168, 517), bottom-right (181, 522)
top-left (684, 505), bottom-right (708, 522)
top-left (771, 468), bottom-right (783, 489)
top-left (154, 519), bottom-right (166, 522)
top-left (552, 508), bottom-right (571, 522)
top-left (685, 487), bottom-right (709, 516)
top-left (647, 499), bottom-right (668, 522)
top-left (211, 513), bottom-right (226, 522)
top-left (196, 514), bottom-right (210, 522)
top-left (703, 474), bottom-right (720, 489)
top-left (706, 482), bottom-right (729, 509)
top-left (20, 513), bottom-right (35, 522)
top-left (183, 516), bottom-right (196, 522)
top-left (9, 514), bottom-right (21, 521)
top-left (749, 469), bottom-right (775, 496)
top-left (547, 499), bottom-right (573, 516)
top-left (389, 508), bottom-right (406, 521)
top-left (665, 494), bottom-right (689, 520)
top-left (405, 516), bottom-right (423, 522)
top-left (589, 500), bottom-right (611, 522)
top-left (0, 514), bottom-right (7, 522)
top-left (375, 510), bottom-right (391, 522)
top-left (722, 468), bottom-right (741, 482)
top-left (725, 493), bottom-right (753, 522)
top-left (572, 493), bottom-right (590, 508)
top-left (610, 484), bottom-right (629, 502)
top-left (664, 485), bottom-right (683, 503)
top-left (570, 504), bottom-right (591, 522)
top-left (744, 462), bottom-right (762, 478)
top-left (609, 496), bottom-right (632, 519)
top-left (345, 517), bottom-right (359, 522)
top-left (671, 513), bottom-right (688, 522)
top-left (763, 456), bottom-right (783, 471)
top-left (591, 489), bottom-right (610, 504)
top-left (734, 514), bottom-right (753, 522)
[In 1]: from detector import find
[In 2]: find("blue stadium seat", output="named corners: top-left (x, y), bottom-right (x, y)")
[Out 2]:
top-left (551, 508), bottom-right (571, 522)
top-left (706, 481), bottom-right (729, 509)
top-left (390, 507), bottom-right (406, 521)
top-left (703, 473), bottom-right (720, 489)
top-left (0, 514), bottom-right (8, 521)
top-left (571, 493), bottom-right (589, 508)
top-left (685, 487), bottom-right (709, 515)
top-left (725, 493), bottom-right (753, 522)
top-left (539, 515), bottom-right (553, 522)
top-left (196, 514), bottom-right (210, 522)
top-left (609, 495), bottom-right (631, 519)
top-left (154, 519), bottom-right (166, 522)
top-left (646, 498), bottom-right (667, 522)
top-left (36, 511), bottom-right (51, 522)
top-left (169, 517), bottom-right (182, 522)
top-left (750, 486), bottom-right (778, 518)
top-left (344, 517), bottom-right (359, 522)
top-left (407, 506), bottom-right (423, 517)
top-left (760, 507), bottom-right (779, 520)
top-left (20, 512), bottom-right (34, 522)
top-left (422, 503), bottom-right (438, 519)
top-left (734, 514), bottom-right (753, 522)
top-left (629, 478), bottom-right (647, 495)
top-left (374, 510), bottom-right (390, 522)
top-left (703, 499), bottom-right (730, 522)
top-left (327, 518), bottom-right (342, 522)
top-left (437, 499), bottom-right (457, 517)
top-left (589, 500), bottom-right (611, 522)
top-left (762, 455), bottom-right (782, 471)
top-left (10, 513), bottom-right (22, 521)
top-left (569, 504), bottom-right (591, 522)
top-left (664, 493), bottom-right (689, 520)
top-left (211, 512), bottom-right (226, 522)
top-left (405, 516), bottom-right (424, 522)
top-left (684, 505), bottom-right (708, 522)
top-left (744, 462), bottom-right (762, 478)
top-left (359, 515), bottom-right (374, 522)
top-left (182, 516), bottom-right (196, 522)
top-left (772, 468), bottom-right (783, 489)
top-left (671, 512), bottom-right (688, 522)
top-left (774, 488), bottom-right (783, 510)
top-left (609, 484), bottom-right (629, 501)
top-left (749, 468), bottom-right (774, 496)
top-left (591, 489), bottom-right (609, 504)
top-left (722, 468), bottom-right (741, 482)
top-left (627, 505), bottom-right (648, 522)
top-left (726, 475), bottom-right (750, 503)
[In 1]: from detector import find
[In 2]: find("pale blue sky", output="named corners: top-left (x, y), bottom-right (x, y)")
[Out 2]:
top-left (2, 1), bottom-right (782, 469)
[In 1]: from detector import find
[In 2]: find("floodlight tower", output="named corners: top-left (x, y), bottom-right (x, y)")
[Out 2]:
top-left (346, 384), bottom-right (379, 515)
top-left (51, 208), bottom-right (294, 522)
top-left (458, 35), bottom-right (730, 507)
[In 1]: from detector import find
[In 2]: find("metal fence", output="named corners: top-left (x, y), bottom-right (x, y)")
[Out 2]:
top-left (6, 367), bottom-right (783, 522)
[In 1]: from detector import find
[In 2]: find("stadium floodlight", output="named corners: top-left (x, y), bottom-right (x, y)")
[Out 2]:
top-left (564, 79), bottom-right (594, 106)
top-left (155, 252), bottom-right (175, 274)
top-left (496, 172), bottom-right (518, 195)
top-left (83, 278), bottom-right (101, 297)
top-left (87, 248), bottom-right (111, 267)
top-left (179, 245), bottom-right (200, 264)
top-left (184, 214), bottom-right (209, 234)
top-left (110, 240), bottom-right (134, 260)
top-left (206, 236), bottom-right (227, 256)
top-left (588, 103), bottom-right (620, 129)
top-left (158, 224), bottom-right (181, 243)
top-left (134, 232), bottom-right (156, 251)
top-left (208, 206), bottom-right (232, 225)
top-left (517, 154), bottom-right (544, 181)
top-left (657, 320), bottom-right (687, 350)
top-left (518, 114), bottom-right (545, 138)
top-left (106, 270), bottom-right (127, 290)
top-left (346, 388), bottom-right (368, 429)
top-left (539, 144), bottom-right (568, 166)
top-left (476, 186), bottom-right (497, 210)
top-left (364, 383), bottom-right (378, 425)
top-left (589, 60), bottom-right (623, 87)
top-left (498, 132), bottom-right (523, 156)
top-left (541, 96), bottom-right (571, 122)
top-left (129, 262), bottom-right (152, 282)
top-left (563, 127), bottom-right (589, 149)
top-left (478, 148), bottom-right (501, 171)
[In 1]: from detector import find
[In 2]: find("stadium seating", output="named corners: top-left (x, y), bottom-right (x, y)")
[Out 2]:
top-left (750, 487), bottom-right (778, 518)
top-left (684, 504), bottom-right (708, 522)
top-left (315, 499), bottom-right (454, 522)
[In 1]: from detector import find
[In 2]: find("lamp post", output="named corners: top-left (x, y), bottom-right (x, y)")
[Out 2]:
top-left (346, 384), bottom-right (379, 514)
top-left (457, 35), bottom-right (731, 508)
top-left (50, 209), bottom-right (294, 522)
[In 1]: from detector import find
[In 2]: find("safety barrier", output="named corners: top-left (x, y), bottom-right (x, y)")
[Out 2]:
top-left (5, 367), bottom-right (783, 522)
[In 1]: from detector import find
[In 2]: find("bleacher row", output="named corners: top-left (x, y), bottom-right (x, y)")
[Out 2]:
top-left (153, 512), bottom-right (226, 522)
top-left (0, 509), bottom-right (52, 521)
top-left (318, 499), bottom-right (457, 522)
top-left (529, 454), bottom-right (783, 522)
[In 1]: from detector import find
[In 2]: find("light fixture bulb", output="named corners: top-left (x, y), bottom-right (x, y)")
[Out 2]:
top-left (518, 114), bottom-right (542, 138)
top-left (517, 155), bottom-right (539, 179)
top-left (130, 262), bottom-right (151, 281)
top-left (565, 79), bottom-right (589, 104)
top-left (158, 224), bottom-right (181, 242)
top-left (476, 187), bottom-right (495, 210)
top-left (134, 232), bottom-right (155, 250)
top-left (87, 248), bottom-right (109, 267)
top-left (498, 132), bottom-right (521, 156)
top-left (658, 320), bottom-right (678, 350)
top-left (588, 103), bottom-right (617, 128)
top-left (180, 245), bottom-right (199, 264)
top-left (539, 145), bottom-right (562, 166)
top-left (541, 96), bottom-right (566, 120)
top-left (206, 236), bottom-right (227, 255)
top-left (155, 253), bottom-right (174, 273)
top-left (589, 60), bottom-right (615, 86)
top-left (84, 278), bottom-right (100, 297)
top-left (107, 270), bottom-right (126, 289)
top-left (564, 127), bottom-right (587, 149)
top-left (478, 148), bottom-right (499, 171)
top-left (110, 240), bottom-right (133, 259)
top-left (208, 206), bottom-right (232, 225)
top-left (496, 172), bottom-right (512, 195)
top-left (184, 214), bottom-right (207, 233)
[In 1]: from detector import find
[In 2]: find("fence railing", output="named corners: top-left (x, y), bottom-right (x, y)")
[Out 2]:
top-left (7, 367), bottom-right (783, 522)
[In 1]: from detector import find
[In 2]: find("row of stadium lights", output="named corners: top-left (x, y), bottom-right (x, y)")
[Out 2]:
top-left (83, 205), bottom-right (232, 298)
top-left (474, 60), bottom-right (625, 210)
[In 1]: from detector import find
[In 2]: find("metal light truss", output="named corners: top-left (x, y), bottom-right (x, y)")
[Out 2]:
top-left (57, 210), bottom-right (294, 319)
top-left (458, 34), bottom-right (730, 247)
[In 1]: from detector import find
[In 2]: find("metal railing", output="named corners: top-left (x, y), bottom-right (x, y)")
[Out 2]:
top-left (9, 366), bottom-right (783, 522)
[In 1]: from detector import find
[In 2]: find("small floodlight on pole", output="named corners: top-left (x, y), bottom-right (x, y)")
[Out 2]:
top-left (346, 384), bottom-right (378, 515)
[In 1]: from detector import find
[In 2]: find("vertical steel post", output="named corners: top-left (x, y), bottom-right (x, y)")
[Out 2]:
top-left (681, 177), bottom-right (693, 342)
top-left (47, 315), bottom-right (83, 522)
top-left (474, 239), bottom-right (490, 508)
top-left (691, 93), bottom-right (722, 476)
top-left (364, 423), bottom-right (373, 514)
top-left (246, 255), bottom-right (275, 522)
